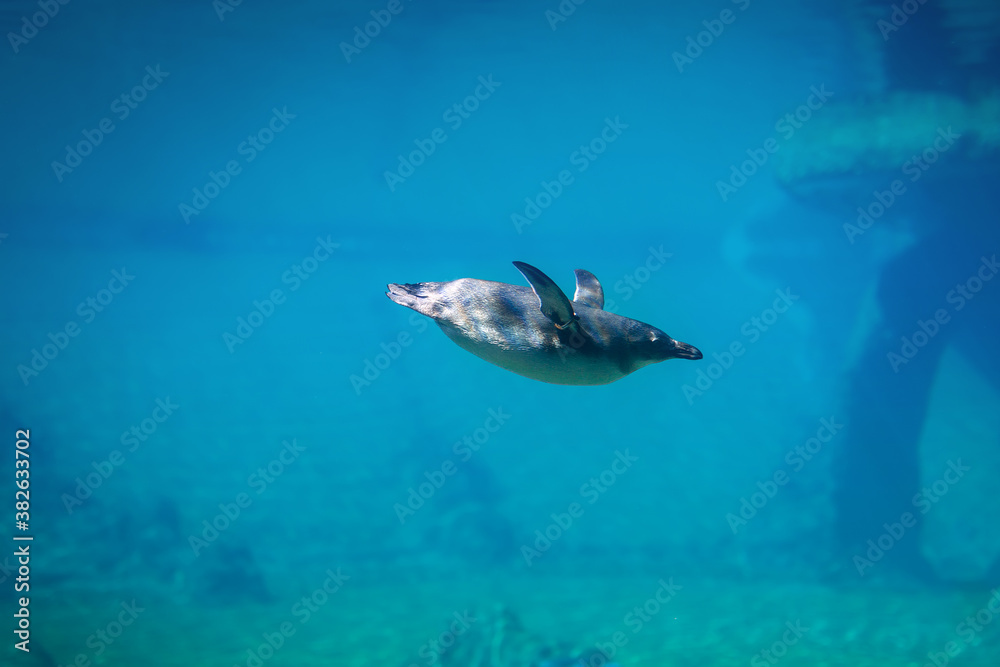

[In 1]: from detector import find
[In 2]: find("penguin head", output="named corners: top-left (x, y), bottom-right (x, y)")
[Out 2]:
top-left (633, 326), bottom-right (703, 364)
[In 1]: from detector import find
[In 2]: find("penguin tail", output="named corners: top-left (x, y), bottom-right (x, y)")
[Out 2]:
top-left (386, 282), bottom-right (426, 306)
top-left (386, 282), bottom-right (441, 319)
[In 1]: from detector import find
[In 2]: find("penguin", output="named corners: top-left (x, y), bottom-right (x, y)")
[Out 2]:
top-left (386, 261), bottom-right (701, 385)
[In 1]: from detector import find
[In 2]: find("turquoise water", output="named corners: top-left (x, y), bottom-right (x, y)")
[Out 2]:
top-left (1, 1), bottom-right (999, 665)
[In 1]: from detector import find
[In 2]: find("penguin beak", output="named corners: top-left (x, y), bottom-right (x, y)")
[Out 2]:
top-left (670, 339), bottom-right (703, 360)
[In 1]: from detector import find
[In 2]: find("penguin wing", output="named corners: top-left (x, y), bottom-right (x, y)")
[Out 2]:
top-left (572, 269), bottom-right (604, 310)
top-left (512, 261), bottom-right (578, 329)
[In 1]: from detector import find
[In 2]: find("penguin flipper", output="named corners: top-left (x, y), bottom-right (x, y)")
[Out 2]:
top-left (513, 261), bottom-right (578, 329)
top-left (572, 269), bottom-right (604, 309)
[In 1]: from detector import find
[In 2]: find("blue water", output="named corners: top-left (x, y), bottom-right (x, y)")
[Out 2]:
top-left (1, 1), bottom-right (999, 665)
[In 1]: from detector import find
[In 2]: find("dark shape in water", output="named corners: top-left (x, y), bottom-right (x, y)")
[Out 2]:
top-left (409, 604), bottom-right (619, 667)
top-left (200, 543), bottom-right (274, 604)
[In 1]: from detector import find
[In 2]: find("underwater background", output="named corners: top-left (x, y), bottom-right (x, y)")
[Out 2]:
top-left (1, 0), bottom-right (1000, 665)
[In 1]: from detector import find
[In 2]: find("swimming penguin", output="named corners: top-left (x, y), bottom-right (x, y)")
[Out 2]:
top-left (386, 262), bottom-right (702, 385)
